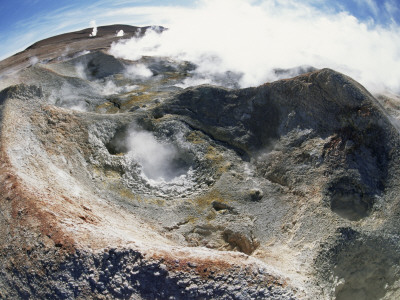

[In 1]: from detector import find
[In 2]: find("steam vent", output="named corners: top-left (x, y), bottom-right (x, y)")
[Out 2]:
top-left (1, 25), bottom-right (400, 300)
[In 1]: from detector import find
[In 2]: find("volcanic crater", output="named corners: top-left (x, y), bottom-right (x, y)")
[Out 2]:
top-left (1, 25), bottom-right (400, 300)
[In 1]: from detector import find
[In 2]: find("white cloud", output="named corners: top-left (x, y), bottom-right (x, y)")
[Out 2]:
top-left (109, 0), bottom-right (400, 94)
top-left (116, 30), bottom-right (124, 37)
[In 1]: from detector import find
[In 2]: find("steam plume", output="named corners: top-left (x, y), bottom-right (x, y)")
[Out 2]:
top-left (29, 56), bottom-right (39, 66)
top-left (126, 127), bottom-right (185, 181)
top-left (109, 0), bottom-right (400, 94)
top-left (89, 20), bottom-right (97, 37)
top-left (124, 64), bottom-right (153, 79)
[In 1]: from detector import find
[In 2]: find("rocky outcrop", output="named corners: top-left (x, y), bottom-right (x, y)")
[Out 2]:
top-left (1, 25), bottom-right (400, 299)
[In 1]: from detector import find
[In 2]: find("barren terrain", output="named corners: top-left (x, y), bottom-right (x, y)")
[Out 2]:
top-left (1, 25), bottom-right (400, 299)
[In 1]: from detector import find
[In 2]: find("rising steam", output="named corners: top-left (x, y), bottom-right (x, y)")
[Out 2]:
top-left (48, 82), bottom-right (89, 112)
top-left (89, 20), bottom-right (97, 37)
top-left (126, 127), bottom-right (189, 182)
top-left (124, 63), bottom-right (153, 79)
top-left (109, 0), bottom-right (400, 94)
top-left (29, 56), bottom-right (39, 66)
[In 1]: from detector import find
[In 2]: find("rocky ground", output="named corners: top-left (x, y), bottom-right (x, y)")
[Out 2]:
top-left (1, 25), bottom-right (400, 299)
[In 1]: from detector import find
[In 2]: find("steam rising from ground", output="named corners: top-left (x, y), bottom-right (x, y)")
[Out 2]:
top-left (110, 0), bottom-right (400, 93)
top-left (74, 62), bottom-right (138, 95)
top-left (124, 64), bottom-right (153, 79)
top-left (29, 56), bottom-right (39, 66)
top-left (48, 83), bottom-right (89, 112)
top-left (126, 127), bottom-right (189, 182)
top-left (89, 20), bottom-right (97, 37)
top-left (48, 61), bottom-right (138, 112)
top-left (75, 63), bottom-right (87, 80)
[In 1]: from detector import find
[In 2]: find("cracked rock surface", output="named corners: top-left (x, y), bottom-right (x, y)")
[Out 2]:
top-left (1, 25), bottom-right (400, 299)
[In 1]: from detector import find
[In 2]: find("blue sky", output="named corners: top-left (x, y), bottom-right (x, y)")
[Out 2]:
top-left (312, 0), bottom-right (400, 25)
top-left (0, 0), bottom-right (399, 60)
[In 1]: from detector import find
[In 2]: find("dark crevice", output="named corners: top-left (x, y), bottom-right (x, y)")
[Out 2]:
top-left (105, 126), bottom-right (130, 155)
top-left (326, 177), bottom-right (374, 221)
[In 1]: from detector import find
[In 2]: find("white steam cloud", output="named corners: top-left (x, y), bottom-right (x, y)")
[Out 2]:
top-left (48, 83), bottom-right (89, 112)
top-left (29, 56), bottom-right (39, 66)
top-left (100, 79), bottom-right (138, 95)
top-left (116, 30), bottom-right (124, 37)
top-left (126, 127), bottom-right (184, 182)
top-left (124, 64), bottom-right (153, 79)
top-left (89, 20), bottom-right (97, 37)
top-left (110, 0), bottom-right (400, 94)
top-left (74, 62), bottom-right (137, 94)
top-left (75, 63), bottom-right (87, 80)
top-left (74, 50), bottom-right (90, 58)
